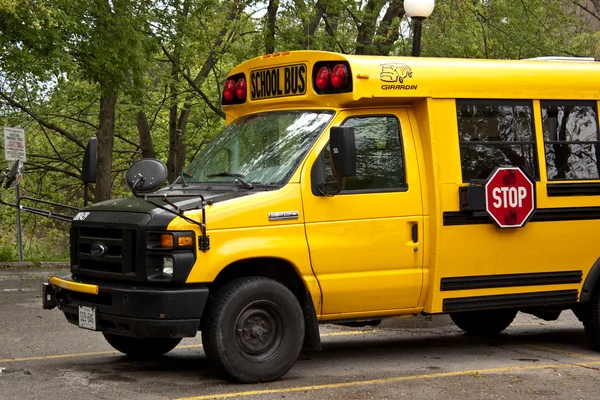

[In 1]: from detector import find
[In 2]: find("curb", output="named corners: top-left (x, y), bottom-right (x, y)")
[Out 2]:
top-left (0, 261), bottom-right (70, 270)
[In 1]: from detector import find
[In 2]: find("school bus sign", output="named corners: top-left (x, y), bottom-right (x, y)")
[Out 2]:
top-left (485, 167), bottom-right (536, 228)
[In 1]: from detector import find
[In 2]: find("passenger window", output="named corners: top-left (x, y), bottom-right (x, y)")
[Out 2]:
top-left (541, 101), bottom-right (600, 180)
top-left (324, 115), bottom-right (406, 192)
top-left (457, 100), bottom-right (538, 182)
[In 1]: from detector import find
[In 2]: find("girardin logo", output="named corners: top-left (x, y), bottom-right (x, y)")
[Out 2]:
top-left (379, 63), bottom-right (418, 91)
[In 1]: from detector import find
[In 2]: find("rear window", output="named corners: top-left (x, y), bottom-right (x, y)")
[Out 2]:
top-left (541, 100), bottom-right (600, 180)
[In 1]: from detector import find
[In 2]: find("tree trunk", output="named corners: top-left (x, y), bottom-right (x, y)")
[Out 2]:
top-left (162, 0), bottom-right (245, 183)
top-left (96, 90), bottom-right (118, 202)
top-left (175, 105), bottom-right (191, 177)
top-left (136, 110), bottom-right (155, 158)
top-left (166, 65), bottom-right (180, 183)
top-left (356, 0), bottom-right (386, 55)
top-left (374, 0), bottom-right (404, 55)
top-left (295, 0), bottom-right (325, 48)
top-left (265, 0), bottom-right (279, 54)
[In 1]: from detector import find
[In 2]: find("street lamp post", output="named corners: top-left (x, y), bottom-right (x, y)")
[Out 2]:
top-left (404, 0), bottom-right (435, 57)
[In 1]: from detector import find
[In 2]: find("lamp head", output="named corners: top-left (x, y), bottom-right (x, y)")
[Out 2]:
top-left (404, 0), bottom-right (435, 18)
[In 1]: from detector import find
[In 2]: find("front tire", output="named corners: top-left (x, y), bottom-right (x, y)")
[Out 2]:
top-left (103, 333), bottom-right (181, 357)
top-left (450, 309), bottom-right (518, 336)
top-left (202, 277), bottom-right (305, 383)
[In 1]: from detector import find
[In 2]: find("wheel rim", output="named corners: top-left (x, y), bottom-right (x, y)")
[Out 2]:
top-left (234, 300), bottom-right (285, 363)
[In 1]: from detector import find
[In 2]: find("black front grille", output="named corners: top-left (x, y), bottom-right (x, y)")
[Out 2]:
top-left (75, 227), bottom-right (137, 275)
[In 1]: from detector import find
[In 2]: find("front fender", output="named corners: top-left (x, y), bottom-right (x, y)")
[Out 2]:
top-left (185, 224), bottom-right (321, 314)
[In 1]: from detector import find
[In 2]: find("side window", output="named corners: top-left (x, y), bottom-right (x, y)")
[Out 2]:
top-left (324, 115), bottom-right (406, 192)
top-left (541, 101), bottom-right (600, 180)
top-left (457, 100), bottom-right (538, 182)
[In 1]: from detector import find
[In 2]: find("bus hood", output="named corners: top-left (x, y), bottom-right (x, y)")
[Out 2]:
top-left (83, 188), bottom-right (259, 214)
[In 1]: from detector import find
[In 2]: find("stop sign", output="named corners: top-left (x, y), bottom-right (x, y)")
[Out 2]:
top-left (485, 167), bottom-right (536, 228)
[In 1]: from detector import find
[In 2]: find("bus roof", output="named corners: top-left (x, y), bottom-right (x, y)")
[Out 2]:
top-left (222, 50), bottom-right (600, 119)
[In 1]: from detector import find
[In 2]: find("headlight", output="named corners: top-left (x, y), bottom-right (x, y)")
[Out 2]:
top-left (162, 256), bottom-right (174, 278)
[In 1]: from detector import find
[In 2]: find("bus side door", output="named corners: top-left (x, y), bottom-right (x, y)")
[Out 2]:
top-left (302, 109), bottom-right (424, 317)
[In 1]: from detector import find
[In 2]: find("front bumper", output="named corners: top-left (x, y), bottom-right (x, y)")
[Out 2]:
top-left (43, 275), bottom-right (209, 339)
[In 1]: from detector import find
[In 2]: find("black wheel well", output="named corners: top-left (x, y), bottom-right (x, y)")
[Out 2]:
top-left (210, 257), bottom-right (307, 301)
top-left (581, 257), bottom-right (600, 303)
top-left (206, 257), bottom-right (322, 351)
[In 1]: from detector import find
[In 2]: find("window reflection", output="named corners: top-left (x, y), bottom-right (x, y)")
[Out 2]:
top-left (457, 101), bottom-right (538, 182)
top-left (541, 101), bottom-right (600, 180)
top-left (324, 116), bottom-right (405, 192)
top-left (183, 111), bottom-right (333, 185)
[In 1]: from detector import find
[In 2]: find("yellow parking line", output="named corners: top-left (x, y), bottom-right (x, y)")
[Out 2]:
top-left (0, 344), bottom-right (204, 364)
top-left (520, 344), bottom-right (600, 360)
top-left (321, 330), bottom-right (379, 337)
top-left (0, 331), bottom-right (375, 364)
top-left (0, 350), bottom-right (118, 363)
top-left (176, 361), bottom-right (600, 400)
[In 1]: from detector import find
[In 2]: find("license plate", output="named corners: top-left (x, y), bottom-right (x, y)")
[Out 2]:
top-left (78, 305), bottom-right (97, 330)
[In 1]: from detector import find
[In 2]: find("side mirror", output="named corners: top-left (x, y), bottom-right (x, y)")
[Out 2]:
top-left (125, 158), bottom-right (167, 193)
top-left (330, 126), bottom-right (356, 178)
top-left (5, 160), bottom-right (24, 189)
top-left (82, 137), bottom-right (97, 184)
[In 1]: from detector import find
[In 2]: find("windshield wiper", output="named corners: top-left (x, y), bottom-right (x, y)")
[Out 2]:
top-left (206, 172), bottom-right (254, 189)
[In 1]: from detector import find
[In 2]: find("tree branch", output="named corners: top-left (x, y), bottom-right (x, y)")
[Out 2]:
top-left (160, 45), bottom-right (225, 119)
top-left (41, 113), bottom-right (99, 130)
top-left (38, 124), bottom-right (81, 173)
top-left (0, 90), bottom-right (86, 149)
top-left (574, 0), bottom-right (600, 22)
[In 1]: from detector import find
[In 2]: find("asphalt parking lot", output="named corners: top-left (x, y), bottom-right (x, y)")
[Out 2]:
top-left (1, 267), bottom-right (599, 399)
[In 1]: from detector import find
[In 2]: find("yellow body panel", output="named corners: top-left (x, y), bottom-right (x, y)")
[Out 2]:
top-left (166, 50), bottom-right (600, 321)
top-left (49, 276), bottom-right (99, 295)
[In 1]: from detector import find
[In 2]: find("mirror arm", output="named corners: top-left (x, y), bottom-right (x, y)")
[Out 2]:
top-left (18, 196), bottom-right (81, 211)
top-left (130, 180), bottom-right (211, 252)
top-left (317, 178), bottom-right (343, 197)
top-left (0, 194), bottom-right (75, 222)
top-left (18, 206), bottom-right (74, 222)
top-left (131, 184), bottom-right (199, 227)
top-left (0, 193), bottom-right (15, 208)
top-left (160, 194), bottom-right (181, 213)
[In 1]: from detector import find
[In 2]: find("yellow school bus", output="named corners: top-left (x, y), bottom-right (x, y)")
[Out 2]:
top-left (43, 50), bottom-right (600, 383)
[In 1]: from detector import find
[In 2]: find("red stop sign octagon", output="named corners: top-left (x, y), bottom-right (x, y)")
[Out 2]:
top-left (485, 167), bottom-right (536, 228)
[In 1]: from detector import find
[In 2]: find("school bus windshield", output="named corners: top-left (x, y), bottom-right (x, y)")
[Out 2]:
top-left (181, 110), bottom-right (333, 186)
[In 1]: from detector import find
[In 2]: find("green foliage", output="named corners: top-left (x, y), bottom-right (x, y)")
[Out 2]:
top-left (0, 0), bottom-right (75, 78)
top-left (423, 0), bottom-right (595, 59)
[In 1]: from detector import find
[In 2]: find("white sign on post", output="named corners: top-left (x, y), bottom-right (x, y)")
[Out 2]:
top-left (4, 127), bottom-right (26, 162)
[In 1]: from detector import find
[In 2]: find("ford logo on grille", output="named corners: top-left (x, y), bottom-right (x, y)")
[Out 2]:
top-left (90, 242), bottom-right (107, 258)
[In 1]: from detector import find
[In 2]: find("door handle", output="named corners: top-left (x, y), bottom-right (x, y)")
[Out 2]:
top-left (411, 223), bottom-right (418, 243)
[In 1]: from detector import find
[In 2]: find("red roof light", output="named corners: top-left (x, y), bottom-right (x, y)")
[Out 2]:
top-left (235, 78), bottom-right (246, 100)
top-left (315, 66), bottom-right (331, 91)
top-left (331, 64), bottom-right (349, 89)
top-left (223, 79), bottom-right (236, 102)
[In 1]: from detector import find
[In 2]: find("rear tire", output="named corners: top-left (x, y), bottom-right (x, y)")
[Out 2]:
top-left (582, 289), bottom-right (600, 350)
top-left (103, 333), bottom-right (181, 357)
top-left (201, 277), bottom-right (305, 383)
top-left (450, 309), bottom-right (518, 336)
